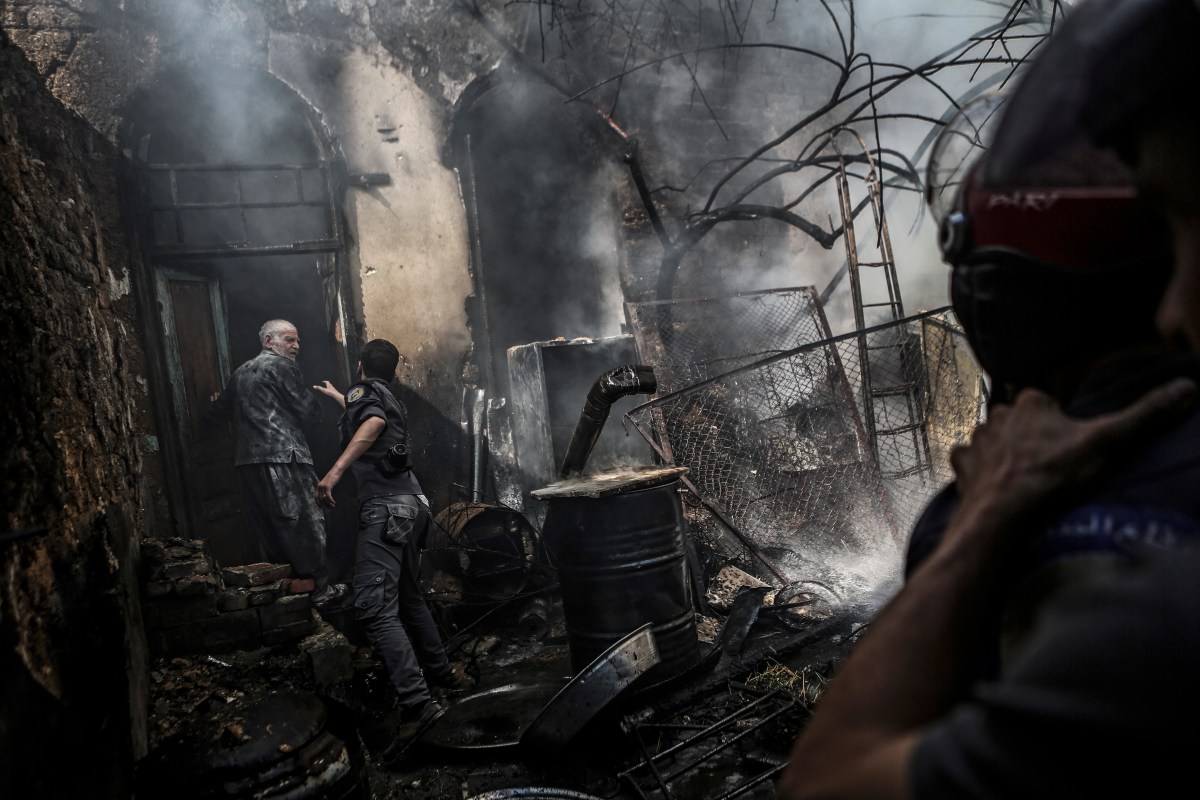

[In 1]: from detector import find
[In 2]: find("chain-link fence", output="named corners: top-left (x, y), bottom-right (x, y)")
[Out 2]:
top-left (625, 289), bottom-right (985, 599)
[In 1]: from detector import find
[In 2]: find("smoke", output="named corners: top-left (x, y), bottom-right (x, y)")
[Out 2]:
top-left (576, 165), bottom-right (628, 340)
top-left (494, 1), bottom-right (1048, 596)
top-left (127, 2), bottom-right (320, 167)
top-left (515, 0), bottom-right (1054, 314)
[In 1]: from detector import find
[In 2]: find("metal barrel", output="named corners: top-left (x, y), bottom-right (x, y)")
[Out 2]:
top-left (430, 502), bottom-right (533, 601)
top-left (544, 478), bottom-right (700, 678)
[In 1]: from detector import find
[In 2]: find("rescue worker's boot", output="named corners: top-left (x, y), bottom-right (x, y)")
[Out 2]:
top-left (379, 701), bottom-right (441, 767)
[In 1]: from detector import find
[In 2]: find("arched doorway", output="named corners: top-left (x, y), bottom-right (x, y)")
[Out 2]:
top-left (450, 71), bottom-right (651, 499)
top-left (123, 66), bottom-right (356, 575)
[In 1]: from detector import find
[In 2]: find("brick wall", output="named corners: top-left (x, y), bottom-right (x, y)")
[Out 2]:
top-left (0, 29), bottom-right (147, 798)
top-left (142, 539), bottom-right (320, 656)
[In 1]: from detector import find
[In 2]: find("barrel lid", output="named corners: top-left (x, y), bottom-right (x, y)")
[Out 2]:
top-left (532, 466), bottom-right (688, 499)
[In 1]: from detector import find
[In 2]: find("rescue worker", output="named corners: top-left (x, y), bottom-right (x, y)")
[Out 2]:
top-left (906, 94), bottom-right (1200, 679)
top-left (313, 339), bottom-right (468, 759)
top-left (211, 319), bottom-right (342, 602)
top-left (779, 1), bottom-right (1200, 796)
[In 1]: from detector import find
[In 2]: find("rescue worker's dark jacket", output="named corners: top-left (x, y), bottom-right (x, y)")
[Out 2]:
top-left (905, 349), bottom-right (1200, 678)
top-left (339, 377), bottom-right (423, 499)
top-left (211, 350), bottom-right (321, 465)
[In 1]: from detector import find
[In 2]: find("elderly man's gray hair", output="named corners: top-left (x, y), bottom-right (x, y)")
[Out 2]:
top-left (259, 319), bottom-right (295, 345)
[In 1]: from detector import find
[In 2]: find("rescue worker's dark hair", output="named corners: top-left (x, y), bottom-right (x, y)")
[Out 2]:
top-left (360, 339), bottom-right (400, 380)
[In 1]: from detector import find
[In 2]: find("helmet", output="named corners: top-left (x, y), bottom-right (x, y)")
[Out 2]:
top-left (926, 93), bottom-right (1005, 249)
top-left (926, 91), bottom-right (1172, 394)
top-left (983, 0), bottom-right (1200, 184)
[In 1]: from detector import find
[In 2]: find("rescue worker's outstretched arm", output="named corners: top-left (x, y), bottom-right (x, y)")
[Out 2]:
top-left (201, 384), bottom-right (235, 430)
top-left (313, 381), bottom-right (345, 409)
top-left (778, 380), bottom-right (1195, 800)
top-left (317, 417), bottom-right (386, 508)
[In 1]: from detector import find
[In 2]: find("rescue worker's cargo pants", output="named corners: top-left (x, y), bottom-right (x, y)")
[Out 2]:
top-left (237, 462), bottom-right (329, 591)
top-left (353, 494), bottom-right (451, 712)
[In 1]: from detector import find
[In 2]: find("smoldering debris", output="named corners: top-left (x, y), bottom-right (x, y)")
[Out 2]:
top-left (139, 596), bottom-right (863, 799)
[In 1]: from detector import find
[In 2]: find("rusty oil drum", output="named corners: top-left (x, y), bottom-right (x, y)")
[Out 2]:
top-left (541, 470), bottom-right (699, 679)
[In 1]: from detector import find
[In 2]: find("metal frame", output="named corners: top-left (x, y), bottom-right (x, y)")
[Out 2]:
top-left (618, 687), bottom-right (797, 800)
top-left (624, 307), bottom-right (955, 567)
top-left (830, 127), bottom-right (933, 480)
top-left (139, 161), bottom-right (341, 259)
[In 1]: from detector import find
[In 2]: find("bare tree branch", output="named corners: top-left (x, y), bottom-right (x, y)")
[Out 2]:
top-left (471, 0), bottom-right (1056, 300)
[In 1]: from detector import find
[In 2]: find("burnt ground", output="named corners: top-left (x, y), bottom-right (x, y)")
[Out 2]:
top-left (138, 589), bottom-right (865, 800)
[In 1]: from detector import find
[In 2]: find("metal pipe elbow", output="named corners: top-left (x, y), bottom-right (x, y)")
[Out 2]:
top-left (559, 364), bottom-right (657, 478)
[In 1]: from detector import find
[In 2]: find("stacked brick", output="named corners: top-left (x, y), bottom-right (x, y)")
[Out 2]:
top-left (142, 538), bottom-right (317, 656)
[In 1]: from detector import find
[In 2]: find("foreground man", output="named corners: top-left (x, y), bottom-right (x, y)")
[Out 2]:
top-left (906, 98), bottom-right (1200, 682)
top-left (211, 319), bottom-right (341, 603)
top-left (780, 1), bottom-right (1200, 796)
top-left (314, 339), bottom-right (465, 759)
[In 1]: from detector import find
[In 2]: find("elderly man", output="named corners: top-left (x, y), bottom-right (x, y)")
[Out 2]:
top-left (211, 319), bottom-right (343, 605)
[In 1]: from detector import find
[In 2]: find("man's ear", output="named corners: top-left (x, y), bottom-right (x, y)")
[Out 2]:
top-left (356, 361), bottom-right (365, 379)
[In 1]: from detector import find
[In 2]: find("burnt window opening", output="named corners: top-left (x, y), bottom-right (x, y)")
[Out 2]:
top-left (123, 67), bottom-right (356, 574)
top-left (141, 163), bottom-right (337, 256)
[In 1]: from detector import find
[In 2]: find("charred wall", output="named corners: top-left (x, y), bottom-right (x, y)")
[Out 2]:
top-left (0, 31), bottom-right (148, 796)
top-left (3, 0), bottom-right (490, 526)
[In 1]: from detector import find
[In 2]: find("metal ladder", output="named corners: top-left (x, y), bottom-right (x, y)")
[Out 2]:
top-left (830, 128), bottom-right (932, 479)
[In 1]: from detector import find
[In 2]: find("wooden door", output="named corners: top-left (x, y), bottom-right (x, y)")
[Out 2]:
top-left (156, 269), bottom-right (261, 567)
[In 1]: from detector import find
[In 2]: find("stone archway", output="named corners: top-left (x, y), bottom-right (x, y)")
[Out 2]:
top-left (121, 66), bottom-right (357, 575)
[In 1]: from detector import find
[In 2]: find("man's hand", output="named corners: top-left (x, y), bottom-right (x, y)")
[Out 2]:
top-left (949, 378), bottom-right (1197, 545)
top-left (313, 380), bottom-right (345, 408)
top-left (779, 377), bottom-right (1196, 800)
top-left (316, 470), bottom-right (341, 508)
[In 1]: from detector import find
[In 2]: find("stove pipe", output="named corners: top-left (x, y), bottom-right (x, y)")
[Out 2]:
top-left (559, 364), bottom-right (657, 478)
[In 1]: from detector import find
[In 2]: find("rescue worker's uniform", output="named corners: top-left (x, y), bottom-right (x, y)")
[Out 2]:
top-left (905, 350), bottom-right (1200, 681)
top-left (340, 377), bottom-right (454, 713)
top-left (213, 349), bottom-right (329, 589)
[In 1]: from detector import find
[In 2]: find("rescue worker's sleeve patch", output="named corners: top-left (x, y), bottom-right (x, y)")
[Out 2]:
top-left (346, 386), bottom-right (365, 403)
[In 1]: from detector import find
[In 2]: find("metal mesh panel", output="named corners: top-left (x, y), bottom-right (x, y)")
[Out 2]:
top-left (627, 287), bottom-right (833, 394)
top-left (626, 291), bottom-right (984, 596)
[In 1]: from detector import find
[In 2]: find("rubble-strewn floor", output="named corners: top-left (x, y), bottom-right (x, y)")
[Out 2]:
top-left (141, 592), bottom-right (865, 800)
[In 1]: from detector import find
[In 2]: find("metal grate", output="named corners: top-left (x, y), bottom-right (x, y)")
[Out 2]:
top-left (627, 287), bottom-right (833, 397)
top-left (619, 687), bottom-right (798, 800)
top-left (626, 292), bottom-right (984, 593)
